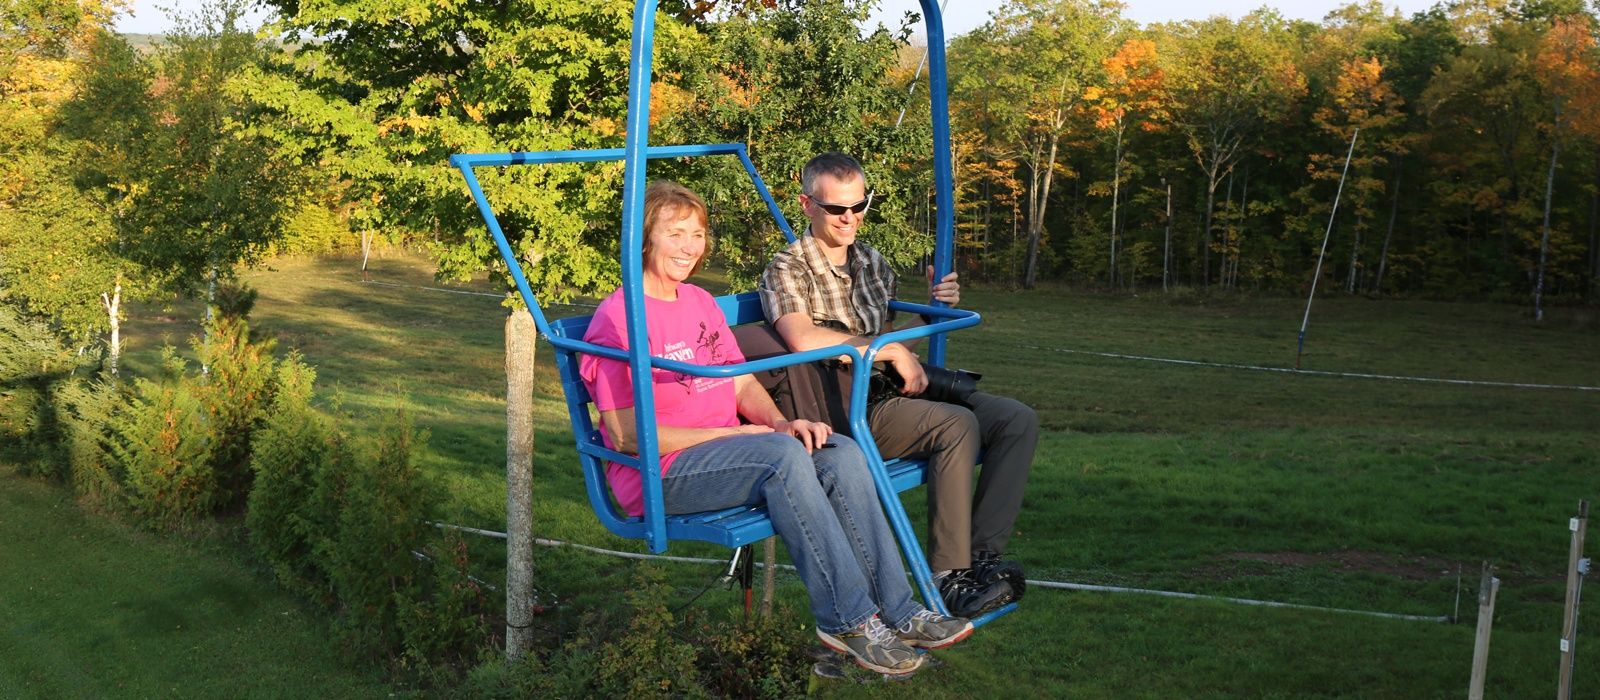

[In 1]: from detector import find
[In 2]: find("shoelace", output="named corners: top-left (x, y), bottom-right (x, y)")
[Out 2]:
top-left (863, 615), bottom-right (899, 645)
top-left (944, 571), bottom-right (981, 595)
top-left (898, 609), bottom-right (941, 633)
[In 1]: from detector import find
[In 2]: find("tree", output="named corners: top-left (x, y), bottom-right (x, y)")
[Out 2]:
top-left (0, 0), bottom-right (151, 372)
top-left (1085, 37), bottom-right (1165, 288)
top-left (1530, 14), bottom-right (1599, 320)
top-left (954, 0), bottom-right (1122, 288)
top-left (662, 0), bottom-right (928, 288)
top-left (252, 0), bottom-right (699, 658)
top-left (1160, 11), bottom-right (1305, 286)
top-left (1296, 56), bottom-right (1406, 295)
top-left (126, 0), bottom-right (303, 323)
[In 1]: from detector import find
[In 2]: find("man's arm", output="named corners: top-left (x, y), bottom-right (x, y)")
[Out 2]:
top-left (770, 312), bottom-right (928, 395)
top-left (760, 246), bottom-right (928, 393)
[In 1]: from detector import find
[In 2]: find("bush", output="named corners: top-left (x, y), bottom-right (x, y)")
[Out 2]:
top-left (397, 533), bottom-right (497, 672)
top-left (55, 376), bottom-right (127, 512)
top-left (277, 203), bottom-right (352, 256)
top-left (461, 565), bottom-right (811, 699)
top-left (593, 565), bottom-right (708, 698)
top-left (0, 302), bottom-right (80, 471)
top-left (247, 356), bottom-right (333, 600)
top-left (693, 612), bottom-right (810, 698)
top-left (111, 352), bottom-right (217, 530)
top-left (193, 315), bottom-right (277, 508)
top-left (314, 412), bottom-right (434, 658)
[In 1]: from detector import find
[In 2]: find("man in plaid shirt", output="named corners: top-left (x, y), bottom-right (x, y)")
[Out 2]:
top-left (759, 152), bottom-right (1038, 618)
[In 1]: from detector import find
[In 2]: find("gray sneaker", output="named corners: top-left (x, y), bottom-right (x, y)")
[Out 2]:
top-left (895, 608), bottom-right (974, 649)
top-left (816, 615), bottom-right (924, 675)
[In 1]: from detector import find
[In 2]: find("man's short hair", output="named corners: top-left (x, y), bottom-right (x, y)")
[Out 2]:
top-left (801, 152), bottom-right (866, 195)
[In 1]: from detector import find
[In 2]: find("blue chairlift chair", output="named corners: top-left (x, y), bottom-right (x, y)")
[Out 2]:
top-left (451, 1), bottom-right (1017, 627)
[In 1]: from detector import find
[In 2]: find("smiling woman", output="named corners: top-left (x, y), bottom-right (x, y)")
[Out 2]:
top-left (639, 181), bottom-right (711, 297)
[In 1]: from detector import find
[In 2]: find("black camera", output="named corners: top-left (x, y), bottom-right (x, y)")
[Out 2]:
top-left (869, 362), bottom-right (982, 406)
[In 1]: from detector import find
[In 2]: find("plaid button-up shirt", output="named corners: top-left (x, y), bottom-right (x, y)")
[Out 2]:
top-left (759, 234), bottom-right (897, 337)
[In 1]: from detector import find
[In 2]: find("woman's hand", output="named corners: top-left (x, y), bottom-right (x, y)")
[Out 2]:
top-left (774, 418), bottom-right (832, 453)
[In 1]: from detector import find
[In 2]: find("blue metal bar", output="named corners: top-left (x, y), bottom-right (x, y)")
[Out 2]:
top-left (844, 306), bottom-right (982, 616)
top-left (548, 334), bottom-right (865, 380)
top-left (621, 0), bottom-right (666, 552)
top-left (921, 0), bottom-right (955, 370)
top-left (735, 146), bottom-right (797, 243)
top-left (449, 143), bottom-right (748, 169)
top-left (453, 162), bottom-right (557, 337)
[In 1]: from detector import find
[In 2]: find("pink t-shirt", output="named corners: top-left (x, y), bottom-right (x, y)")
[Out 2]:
top-left (579, 284), bottom-right (745, 517)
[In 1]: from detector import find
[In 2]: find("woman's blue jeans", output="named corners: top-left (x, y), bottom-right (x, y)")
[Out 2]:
top-left (662, 433), bottom-right (920, 633)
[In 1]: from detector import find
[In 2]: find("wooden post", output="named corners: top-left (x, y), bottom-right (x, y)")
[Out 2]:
top-left (505, 309), bottom-right (538, 659)
top-left (1469, 562), bottom-right (1500, 700)
top-left (761, 537), bottom-right (776, 617)
top-left (1558, 500), bottom-right (1589, 700)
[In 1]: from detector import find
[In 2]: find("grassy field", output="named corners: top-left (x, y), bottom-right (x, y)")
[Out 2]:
top-left (98, 251), bottom-right (1600, 697)
top-left (0, 462), bottom-right (394, 698)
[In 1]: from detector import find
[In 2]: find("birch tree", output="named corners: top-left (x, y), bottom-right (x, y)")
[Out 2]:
top-left (955, 0), bottom-right (1120, 288)
top-left (1161, 12), bottom-right (1304, 286)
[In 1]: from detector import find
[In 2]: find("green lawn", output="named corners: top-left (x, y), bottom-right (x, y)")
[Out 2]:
top-left (95, 251), bottom-right (1600, 696)
top-left (0, 462), bottom-right (394, 698)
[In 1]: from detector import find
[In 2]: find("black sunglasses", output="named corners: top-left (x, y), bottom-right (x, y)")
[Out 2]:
top-left (809, 191), bottom-right (875, 216)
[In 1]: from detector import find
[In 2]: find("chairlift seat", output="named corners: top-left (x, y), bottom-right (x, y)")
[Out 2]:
top-left (547, 290), bottom-right (933, 551)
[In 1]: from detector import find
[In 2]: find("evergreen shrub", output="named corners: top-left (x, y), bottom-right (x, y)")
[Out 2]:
top-left (55, 376), bottom-right (127, 512)
top-left (247, 355), bottom-right (333, 600)
top-left (193, 315), bottom-right (277, 507)
top-left (112, 351), bottom-right (216, 529)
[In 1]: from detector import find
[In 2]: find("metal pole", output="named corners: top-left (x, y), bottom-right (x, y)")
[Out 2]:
top-left (1297, 129), bottom-right (1359, 370)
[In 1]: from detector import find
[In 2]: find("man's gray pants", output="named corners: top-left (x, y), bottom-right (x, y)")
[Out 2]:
top-left (868, 391), bottom-right (1038, 572)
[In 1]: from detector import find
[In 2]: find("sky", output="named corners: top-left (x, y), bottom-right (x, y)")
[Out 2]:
top-left (867, 0), bottom-right (1443, 38)
top-left (116, 0), bottom-right (1443, 36)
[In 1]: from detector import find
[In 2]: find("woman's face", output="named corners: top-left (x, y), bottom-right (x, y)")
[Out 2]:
top-left (644, 206), bottom-right (707, 289)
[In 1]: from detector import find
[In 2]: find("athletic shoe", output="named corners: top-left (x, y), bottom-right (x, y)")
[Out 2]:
top-left (816, 615), bottom-right (923, 675)
top-left (895, 608), bottom-right (974, 649)
top-left (938, 568), bottom-right (1014, 618)
top-left (973, 550), bottom-right (1027, 601)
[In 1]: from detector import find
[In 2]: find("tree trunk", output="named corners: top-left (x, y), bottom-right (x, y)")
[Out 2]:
top-left (1347, 213), bottom-right (1363, 294)
top-left (100, 282), bottom-right (121, 376)
top-left (1025, 134), bottom-right (1063, 289)
top-left (1535, 101), bottom-right (1562, 323)
top-left (203, 262), bottom-right (218, 375)
top-left (1233, 166), bottom-right (1250, 288)
top-left (1108, 128), bottom-right (1123, 288)
top-left (1202, 173), bottom-right (1218, 288)
top-left (361, 230), bottom-right (374, 279)
top-left (1163, 181), bottom-right (1172, 293)
top-left (1588, 153), bottom-right (1598, 300)
top-left (504, 309), bottom-right (538, 659)
top-left (1222, 171), bottom-right (1237, 288)
top-left (1375, 158), bottom-right (1402, 295)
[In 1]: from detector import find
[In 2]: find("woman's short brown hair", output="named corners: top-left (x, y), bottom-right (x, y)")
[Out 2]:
top-left (642, 180), bottom-right (711, 278)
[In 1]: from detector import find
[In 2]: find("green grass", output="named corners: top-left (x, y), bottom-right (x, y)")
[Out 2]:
top-left (0, 462), bottom-right (394, 698)
top-left (102, 252), bottom-right (1600, 696)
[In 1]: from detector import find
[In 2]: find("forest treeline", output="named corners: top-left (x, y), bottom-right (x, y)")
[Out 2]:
top-left (3, 0), bottom-right (1597, 682)
top-left (5, 0), bottom-right (1600, 366)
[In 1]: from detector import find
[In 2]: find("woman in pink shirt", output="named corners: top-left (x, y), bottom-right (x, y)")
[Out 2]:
top-left (579, 181), bottom-right (972, 675)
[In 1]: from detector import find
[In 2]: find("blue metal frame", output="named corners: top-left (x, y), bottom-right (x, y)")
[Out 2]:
top-left (451, 0), bottom-right (1016, 625)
